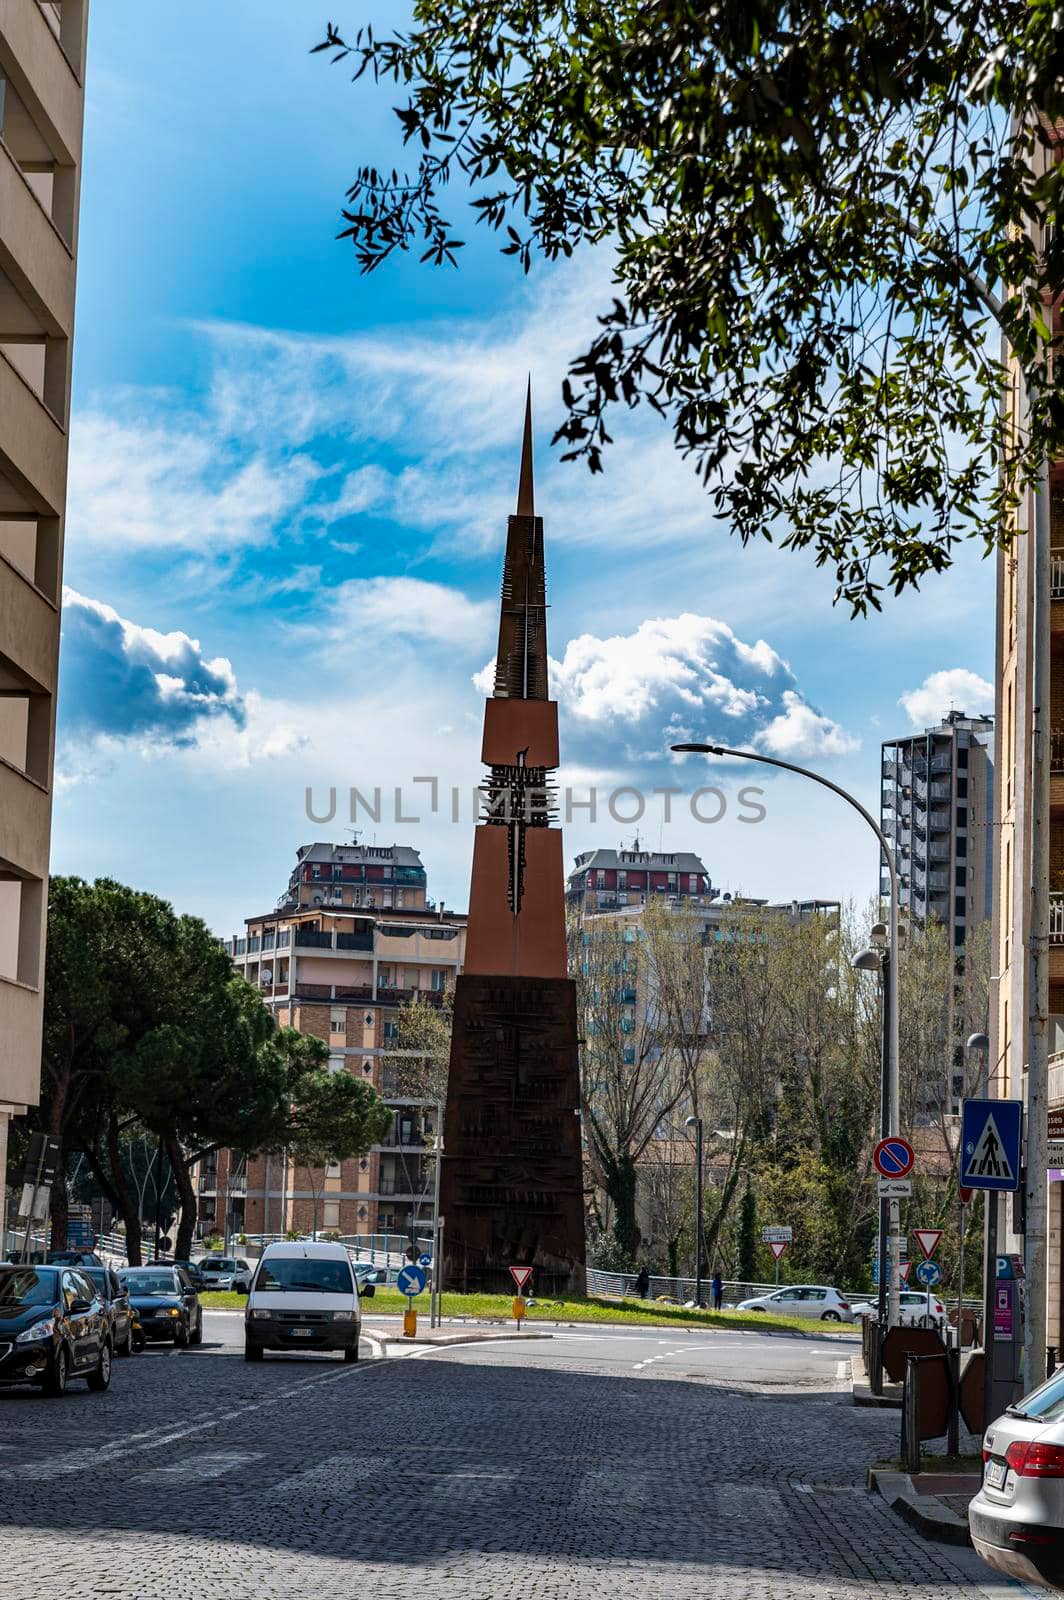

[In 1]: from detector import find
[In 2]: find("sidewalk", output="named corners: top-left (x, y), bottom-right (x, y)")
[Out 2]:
top-left (868, 1467), bottom-right (980, 1546)
top-left (849, 1350), bottom-right (903, 1408)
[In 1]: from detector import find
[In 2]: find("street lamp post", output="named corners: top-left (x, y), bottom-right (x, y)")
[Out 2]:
top-left (853, 928), bottom-right (894, 1349)
top-left (672, 741), bottom-right (902, 1330)
top-left (685, 1114), bottom-right (704, 1306)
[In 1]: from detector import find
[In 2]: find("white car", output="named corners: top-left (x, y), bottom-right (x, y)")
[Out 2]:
top-left (197, 1255), bottom-right (253, 1293)
top-left (849, 1290), bottom-right (947, 1330)
top-left (971, 1367), bottom-right (1064, 1590)
top-left (736, 1285), bottom-right (854, 1323)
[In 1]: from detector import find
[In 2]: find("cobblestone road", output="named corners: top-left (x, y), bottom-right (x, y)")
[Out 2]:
top-left (0, 1327), bottom-right (1035, 1599)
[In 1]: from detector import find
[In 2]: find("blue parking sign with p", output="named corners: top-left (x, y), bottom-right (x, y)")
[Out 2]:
top-left (960, 1099), bottom-right (1022, 1192)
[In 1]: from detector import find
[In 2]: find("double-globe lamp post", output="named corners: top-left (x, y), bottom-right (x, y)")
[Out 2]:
top-left (671, 741), bottom-right (902, 1330)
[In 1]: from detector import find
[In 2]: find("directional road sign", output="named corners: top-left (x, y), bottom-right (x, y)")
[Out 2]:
top-left (509, 1266), bottom-right (533, 1293)
top-left (396, 1264), bottom-right (426, 1297)
top-left (418, 1253), bottom-right (432, 1269)
top-left (914, 1260), bottom-right (942, 1288)
top-left (768, 1241), bottom-right (788, 1262)
top-left (913, 1229), bottom-right (942, 1260)
top-left (873, 1137), bottom-right (915, 1180)
top-left (761, 1226), bottom-right (793, 1244)
top-left (960, 1099), bottom-right (1022, 1192)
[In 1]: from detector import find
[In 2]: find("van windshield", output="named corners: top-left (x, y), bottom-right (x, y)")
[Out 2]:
top-left (255, 1258), bottom-right (353, 1293)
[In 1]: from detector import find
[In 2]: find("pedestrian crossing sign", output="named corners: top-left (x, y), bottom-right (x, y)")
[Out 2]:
top-left (960, 1099), bottom-right (1023, 1192)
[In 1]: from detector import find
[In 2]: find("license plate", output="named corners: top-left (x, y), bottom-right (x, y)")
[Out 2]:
top-left (289, 1327), bottom-right (314, 1338)
top-left (985, 1458), bottom-right (1007, 1489)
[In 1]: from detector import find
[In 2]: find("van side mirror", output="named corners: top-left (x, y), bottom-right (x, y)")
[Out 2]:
top-left (361, 1282), bottom-right (375, 1298)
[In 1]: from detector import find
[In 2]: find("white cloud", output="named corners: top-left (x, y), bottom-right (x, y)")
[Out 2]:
top-left (69, 412), bottom-right (321, 553)
top-left (899, 668), bottom-right (994, 729)
top-left (472, 612), bottom-right (855, 772)
top-left (318, 577), bottom-right (495, 650)
top-left (756, 690), bottom-right (861, 759)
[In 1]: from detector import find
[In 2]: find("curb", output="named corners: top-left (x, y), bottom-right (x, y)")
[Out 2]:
top-left (850, 1354), bottom-right (904, 1408)
top-left (868, 1469), bottom-right (972, 1547)
top-left (392, 1331), bottom-right (554, 1351)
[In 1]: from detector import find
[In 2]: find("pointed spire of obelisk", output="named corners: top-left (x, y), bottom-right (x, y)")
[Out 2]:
top-left (516, 377), bottom-right (534, 517)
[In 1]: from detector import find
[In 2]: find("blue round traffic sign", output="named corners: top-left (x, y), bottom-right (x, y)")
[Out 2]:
top-left (914, 1260), bottom-right (942, 1288)
top-left (418, 1253), bottom-right (432, 1269)
top-left (873, 1136), bottom-right (915, 1179)
top-left (397, 1264), bottom-right (426, 1297)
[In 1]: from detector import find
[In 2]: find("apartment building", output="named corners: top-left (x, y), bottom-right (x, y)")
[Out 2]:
top-left (203, 843), bottom-right (466, 1240)
top-left (880, 712), bottom-right (995, 950)
top-left (0, 2), bottom-right (88, 1222)
top-left (567, 846), bottom-right (714, 914)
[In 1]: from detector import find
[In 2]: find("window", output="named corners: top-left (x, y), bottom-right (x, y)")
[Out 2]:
top-left (323, 1201), bottom-right (341, 1230)
top-left (330, 1009), bottom-right (346, 1035)
top-left (431, 969), bottom-right (446, 992)
top-left (312, 865), bottom-right (321, 879)
top-left (333, 865), bottom-right (343, 880)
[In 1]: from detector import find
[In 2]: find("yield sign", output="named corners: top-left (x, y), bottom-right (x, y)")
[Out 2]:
top-left (913, 1229), bottom-right (942, 1261)
top-left (510, 1266), bottom-right (533, 1292)
top-left (900, 1262), bottom-right (911, 1283)
top-left (768, 1240), bottom-right (788, 1261)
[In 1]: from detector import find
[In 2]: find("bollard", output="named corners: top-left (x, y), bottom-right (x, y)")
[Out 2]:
top-left (870, 1320), bottom-right (884, 1397)
top-left (902, 1354), bottom-right (922, 1474)
top-left (403, 1307), bottom-right (417, 1338)
top-left (947, 1343), bottom-right (960, 1457)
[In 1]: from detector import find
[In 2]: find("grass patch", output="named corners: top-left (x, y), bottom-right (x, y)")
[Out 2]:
top-left (358, 1287), bottom-right (834, 1334)
top-left (198, 1286), bottom-right (850, 1335)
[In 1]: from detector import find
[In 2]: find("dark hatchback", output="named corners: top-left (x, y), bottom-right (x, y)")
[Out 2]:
top-left (0, 1265), bottom-right (112, 1396)
top-left (82, 1266), bottom-right (136, 1358)
top-left (118, 1267), bottom-right (202, 1347)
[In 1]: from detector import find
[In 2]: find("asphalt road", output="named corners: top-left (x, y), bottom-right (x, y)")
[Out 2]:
top-left (0, 1315), bottom-right (1039, 1599)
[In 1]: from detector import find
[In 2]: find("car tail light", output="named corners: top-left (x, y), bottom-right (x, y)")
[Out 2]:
top-left (982, 1447), bottom-right (991, 1463)
top-left (1005, 1441), bottom-right (1064, 1478)
top-left (837, 1302), bottom-right (850, 1310)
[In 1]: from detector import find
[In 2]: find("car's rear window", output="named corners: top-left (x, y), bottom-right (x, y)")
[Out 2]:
top-left (120, 1271), bottom-right (180, 1294)
top-left (255, 1257), bottom-right (353, 1293)
top-left (1012, 1368), bottom-right (1064, 1421)
top-left (203, 1260), bottom-right (236, 1271)
top-left (0, 1268), bottom-right (59, 1307)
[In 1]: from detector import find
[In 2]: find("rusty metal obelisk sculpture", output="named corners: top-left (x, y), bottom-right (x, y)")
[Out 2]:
top-left (440, 386), bottom-right (586, 1296)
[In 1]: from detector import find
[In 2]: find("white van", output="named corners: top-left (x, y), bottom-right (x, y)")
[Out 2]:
top-left (244, 1240), bottom-right (369, 1363)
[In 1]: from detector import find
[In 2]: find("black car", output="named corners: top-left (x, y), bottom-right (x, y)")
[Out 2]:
top-left (118, 1267), bottom-right (202, 1347)
top-left (158, 1258), bottom-right (207, 1291)
top-left (0, 1265), bottom-right (112, 1395)
top-left (82, 1266), bottom-right (136, 1358)
top-left (46, 1250), bottom-right (104, 1268)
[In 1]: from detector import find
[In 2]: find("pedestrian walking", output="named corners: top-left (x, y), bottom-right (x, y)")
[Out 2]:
top-left (635, 1265), bottom-right (650, 1300)
top-left (711, 1270), bottom-right (723, 1312)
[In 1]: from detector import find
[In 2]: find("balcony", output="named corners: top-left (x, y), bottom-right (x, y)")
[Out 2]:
top-left (1053, 554), bottom-right (1064, 601)
top-left (930, 754), bottom-right (952, 773)
top-left (928, 842), bottom-right (950, 862)
top-left (1052, 894), bottom-right (1064, 945)
top-left (1053, 731), bottom-right (1064, 773)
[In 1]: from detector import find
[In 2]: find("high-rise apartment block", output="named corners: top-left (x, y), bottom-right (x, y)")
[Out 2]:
top-left (566, 846), bottom-right (714, 914)
top-left (880, 712), bottom-right (995, 948)
top-left (205, 842), bottom-right (465, 1240)
top-left (0, 1), bottom-right (88, 1223)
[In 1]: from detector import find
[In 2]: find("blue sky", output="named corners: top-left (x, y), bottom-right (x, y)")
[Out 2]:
top-left (53, 1), bottom-right (997, 935)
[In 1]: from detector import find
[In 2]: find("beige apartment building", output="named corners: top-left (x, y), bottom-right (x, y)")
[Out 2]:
top-left (202, 842), bottom-right (466, 1240)
top-left (994, 463), bottom-right (1064, 1355)
top-left (0, 2), bottom-right (88, 1223)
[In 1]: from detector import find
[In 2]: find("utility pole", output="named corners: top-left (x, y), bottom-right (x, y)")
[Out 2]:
top-left (1026, 449), bottom-right (1051, 1392)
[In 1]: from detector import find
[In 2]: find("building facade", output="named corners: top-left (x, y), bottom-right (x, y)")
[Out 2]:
top-left (567, 847), bottom-right (714, 915)
top-left (203, 842), bottom-right (466, 1241)
top-left (880, 712), bottom-right (995, 950)
top-left (0, 0), bottom-right (88, 1225)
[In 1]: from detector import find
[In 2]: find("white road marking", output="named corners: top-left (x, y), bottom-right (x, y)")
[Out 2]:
top-left (147, 1451), bottom-right (261, 1481)
top-left (19, 1352), bottom-right (386, 1480)
top-left (836, 1360), bottom-right (849, 1381)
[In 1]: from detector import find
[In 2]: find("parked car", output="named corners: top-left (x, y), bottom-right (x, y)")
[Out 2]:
top-left (158, 1257), bottom-right (208, 1291)
top-left (118, 1266), bottom-right (202, 1346)
top-left (971, 1365), bottom-right (1064, 1589)
top-left (849, 1291), bottom-right (948, 1330)
top-left (198, 1256), bottom-right (253, 1293)
top-left (0, 1264), bottom-right (112, 1395)
top-left (351, 1263), bottom-right (380, 1297)
top-left (244, 1240), bottom-right (363, 1362)
top-left (46, 1249), bottom-right (104, 1268)
top-left (82, 1265), bottom-right (136, 1357)
top-left (736, 1285), bottom-right (855, 1322)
